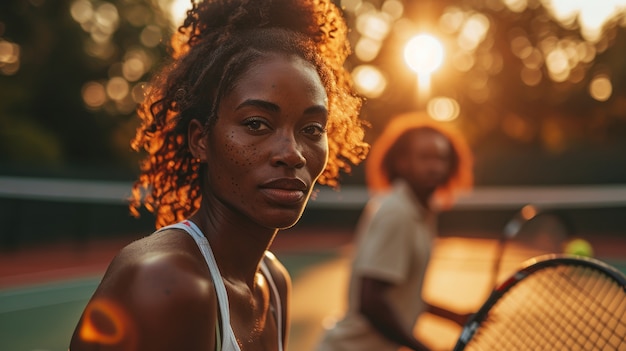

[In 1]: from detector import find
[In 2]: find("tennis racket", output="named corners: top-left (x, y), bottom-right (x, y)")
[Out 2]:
top-left (454, 254), bottom-right (626, 351)
top-left (490, 205), bottom-right (572, 288)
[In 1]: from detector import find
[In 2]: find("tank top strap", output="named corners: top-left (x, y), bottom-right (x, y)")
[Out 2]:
top-left (260, 259), bottom-right (284, 351)
top-left (158, 220), bottom-right (241, 351)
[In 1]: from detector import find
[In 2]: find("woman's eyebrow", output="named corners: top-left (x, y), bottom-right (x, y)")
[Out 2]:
top-left (236, 99), bottom-right (280, 112)
top-left (236, 99), bottom-right (328, 116)
top-left (304, 105), bottom-right (328, 116)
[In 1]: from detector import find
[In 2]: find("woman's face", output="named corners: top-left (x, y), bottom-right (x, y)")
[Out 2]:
top-left (202, 53), bottom-right (329, 229)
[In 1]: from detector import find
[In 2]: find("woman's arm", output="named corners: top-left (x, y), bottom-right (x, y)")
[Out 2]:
top-left (70, 248), bottom-right (218, 351)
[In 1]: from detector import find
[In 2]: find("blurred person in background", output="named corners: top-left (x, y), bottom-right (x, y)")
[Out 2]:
top-left (69, 0), bottom-right (368, 350)
top-left (317, 114), bottom-right (473, 351)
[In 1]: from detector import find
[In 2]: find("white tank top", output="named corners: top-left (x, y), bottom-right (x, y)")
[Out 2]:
top-left (158, 220), bottom-right (284, 351)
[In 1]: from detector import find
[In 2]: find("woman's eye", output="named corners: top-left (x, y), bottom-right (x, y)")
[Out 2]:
top-left (243, 118), bottom-right (270, 132)
top-left (302, 124), bottom-right (326, 137)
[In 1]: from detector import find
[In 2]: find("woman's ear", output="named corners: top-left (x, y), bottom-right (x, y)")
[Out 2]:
top-left (189, 119), bottom-right (208, 162)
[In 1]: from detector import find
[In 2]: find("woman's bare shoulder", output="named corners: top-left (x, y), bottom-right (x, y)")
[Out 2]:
top-left (102, 228), bottom-right (214, 303)
top-left (70, 228), bottom-right (218, 350)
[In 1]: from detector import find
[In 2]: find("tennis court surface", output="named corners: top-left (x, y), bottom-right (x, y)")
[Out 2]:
top-left (1, 227), bottom-right (624, 351)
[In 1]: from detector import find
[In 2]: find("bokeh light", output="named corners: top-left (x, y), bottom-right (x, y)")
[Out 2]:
top-left (5, 0), bottom-right (626, 183)
top-left (339, 0), bottom-right (626, 130)
top-left (93, 2), bottom-right (120, 39)
top-left (82, 81), bottom-right (107, 109)
top-left (543, 0), bottom-right (626, 42)
top-left (67, 0), bottom-right (172, 116)
top-left (0, 39), bottom-right (20, 75)
top-left (457, 13), bottom-right (490, 51)
top-left (352, 64), bottom-right (387, 98)
top-left (545, 47), bottom-right (570, 82)
top-left (439, 6), bottom-right (465, 34)
top-left (589, 74), bottom-right (613, 101)
top-left (520, 67), bottom-right (543, 86)
top-left (404, 33), bottom-right (444, 104)
top-left (106, 77), bottom-right (130, 102)
top-left (70, 0), bottom-right (93, 24)
top-left (404, 34), bottom-right (444, 75)
top-left (356, 11), bottom-right (391, 41)
top-left (427, 97), bottom-right (460, 122)
top-left (503, 0), bottom-right (529, 13)
top-left (139, 25), bottom-right (162, 48)
top-left (355, 37), bottom-right (382, 62)
top-left (381, 0), bottom-right (404, 20)
top-left (520, 204), bottom-right (539, 221)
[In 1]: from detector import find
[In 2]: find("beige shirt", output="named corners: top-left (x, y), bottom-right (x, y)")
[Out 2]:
top-left (317, 180), bottom-right (436, 351)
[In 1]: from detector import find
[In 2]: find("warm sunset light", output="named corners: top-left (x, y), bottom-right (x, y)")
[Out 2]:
top-left (545, 0), bottom-right (626, 42)
top-left (80, 299), bottom-right (136, 349)
top-left (404, 34), bottom-right (444, 75)
top-left (4, 1), bottom-right (626, 350)
top-left (163, 0), bottom-right (192, 29)
top-left (589, 74), bottom-right (613, 101)
top-left (520, 204), bottom-right (539, 221)
top-left (0, 39), bottom-right (20, 75)
top-left (404, 34), bottom-right (444, 105)
top-left (427, 97), bottom-right (460, 122)
top-left (352, 64), bottom-right (387, 98)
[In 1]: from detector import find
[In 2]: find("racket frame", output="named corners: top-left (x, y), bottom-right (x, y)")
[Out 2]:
top-left (490, 205), bottom-right (573, 288)
top-left (455, 253), bottom-right (626, 351)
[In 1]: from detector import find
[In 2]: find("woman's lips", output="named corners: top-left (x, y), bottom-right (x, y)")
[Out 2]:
top-left (260, 178), bottom-right (308, 205)
top-left (260, 188), bottom-right (306, 204)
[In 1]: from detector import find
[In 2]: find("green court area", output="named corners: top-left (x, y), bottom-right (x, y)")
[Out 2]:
top-left (1, 243), bottom-right (624, 351)
top-left (0, 250), bottom-right (338, 351)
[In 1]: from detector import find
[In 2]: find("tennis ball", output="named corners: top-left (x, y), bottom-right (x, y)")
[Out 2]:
top-left (563, 238), bottom-right (594, 257)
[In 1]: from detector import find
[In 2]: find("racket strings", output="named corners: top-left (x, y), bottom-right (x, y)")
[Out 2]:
top-left (466, 264), bottom-right (626, 351)
top-left (557, 266), bottom-right (626, 349)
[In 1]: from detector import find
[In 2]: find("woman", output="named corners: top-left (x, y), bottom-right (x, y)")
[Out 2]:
top-left (317, 114), bottom-right (473, 351)
top-left (69, 0), bottom-right (367, 350)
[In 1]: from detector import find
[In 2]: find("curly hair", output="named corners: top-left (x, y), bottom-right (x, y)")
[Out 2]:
top-left (130, 0), bottom-right (369, 228)
top-left (365, 113), bottom-right (473, 209)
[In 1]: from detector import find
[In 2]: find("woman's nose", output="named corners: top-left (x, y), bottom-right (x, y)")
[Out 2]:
top-left (270, 134), bottom-right (306, 168)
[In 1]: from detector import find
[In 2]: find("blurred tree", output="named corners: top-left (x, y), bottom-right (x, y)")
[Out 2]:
top-left (342, 0), bottom-right (626, 185)
top-left (1, 0), bottom-right (625, 184)
top-left (0, 0), bottom-right (171, 178)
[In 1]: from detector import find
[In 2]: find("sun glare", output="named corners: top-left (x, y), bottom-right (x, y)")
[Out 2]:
top-left (543, 0), bottom-right (626, 41)
top-left (404, 34), bottom-right (444, 105)
top-left (160, 0), bottom-right (192, 29)
top-left (404, 34), bottom-right (444, 75)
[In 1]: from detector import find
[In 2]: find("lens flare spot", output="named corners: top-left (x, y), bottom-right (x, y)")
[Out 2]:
top-left (80, 299), bottom-right (135, 347)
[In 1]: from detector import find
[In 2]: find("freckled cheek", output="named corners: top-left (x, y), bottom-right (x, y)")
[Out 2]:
top-left (218, 136), bottom-right (261, 203)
